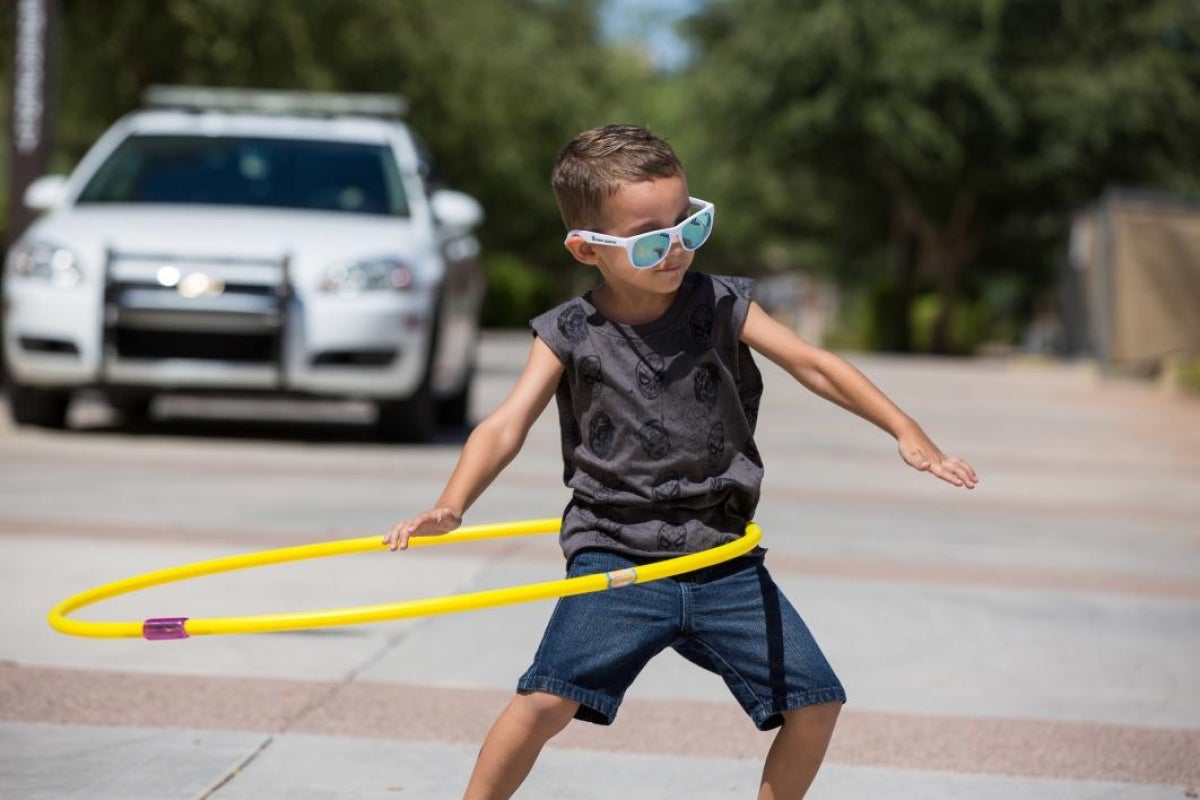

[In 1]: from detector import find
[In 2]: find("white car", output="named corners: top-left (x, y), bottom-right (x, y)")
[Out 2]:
top-left (3, 88), bottom-right (485, 441)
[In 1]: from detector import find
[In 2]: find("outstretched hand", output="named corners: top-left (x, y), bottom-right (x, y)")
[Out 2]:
top-left (897, 428), bottom-right (978, 489)
top-left (384, 507), bottom-right (463, 551)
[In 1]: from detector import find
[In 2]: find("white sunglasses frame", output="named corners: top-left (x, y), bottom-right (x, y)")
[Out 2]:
top-left (564, 197), bottom-right (716, 270)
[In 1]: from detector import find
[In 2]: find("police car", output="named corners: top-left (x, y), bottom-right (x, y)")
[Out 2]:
top-left (3, 87), bottom-right (485, 441)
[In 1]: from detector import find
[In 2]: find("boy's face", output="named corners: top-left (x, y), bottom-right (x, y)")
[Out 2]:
top-left (565, 175), bottom-right (696, 295)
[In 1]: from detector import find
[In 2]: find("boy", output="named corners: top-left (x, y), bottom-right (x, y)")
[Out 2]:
top-left (385, 124), bottom-right (978, 799)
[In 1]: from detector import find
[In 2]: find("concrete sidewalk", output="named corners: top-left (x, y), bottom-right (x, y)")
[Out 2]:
top-left (2, 331), bottom-right (1198, 799)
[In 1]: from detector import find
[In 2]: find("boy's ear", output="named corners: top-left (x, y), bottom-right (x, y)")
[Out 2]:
top-left (564, 235), bottom-right (601, 266)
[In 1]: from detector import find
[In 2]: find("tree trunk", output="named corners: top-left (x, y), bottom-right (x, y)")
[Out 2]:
top-left (879, 169), bottom-right (980, 354)
top-left (924, 222), bottom-right (978, 355)
top-left (895, 231), bottom-right (919, 352)
top-left (930, 248), bottom-right (960, 355)
top-left (877, 228), bottom-right (919, 353)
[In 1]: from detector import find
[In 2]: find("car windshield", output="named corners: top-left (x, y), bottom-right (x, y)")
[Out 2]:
top-left (77, 134), bottom-right (410, 217)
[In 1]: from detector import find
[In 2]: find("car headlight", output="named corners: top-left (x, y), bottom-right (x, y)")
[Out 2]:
top-left (9, 241), bottom-right (83, 288)
top-left (319, 257), bottom-right (413, 295)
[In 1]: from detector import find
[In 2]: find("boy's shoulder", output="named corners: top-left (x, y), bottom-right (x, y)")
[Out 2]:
top-left (530, 294), bottom-right (590, 351)
top-left (707, 272), bottom-right (756, 300)
top-left (533, 272), bottom-right (754, 319)
top-left (529, 272), bottom-right (756, 359)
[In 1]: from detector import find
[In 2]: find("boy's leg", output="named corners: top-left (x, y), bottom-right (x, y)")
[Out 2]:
top-left (462, 691), bottom-right (580, 800)
top-left (757, 702), bottom-right (841, 800)
top-left (674, 560), bottom-right (845, 799)
top-left (470, 550), bottom-right (675, 798)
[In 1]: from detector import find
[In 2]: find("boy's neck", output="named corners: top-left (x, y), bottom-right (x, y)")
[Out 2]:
top-left (591, 281), bottom-right (679, 326)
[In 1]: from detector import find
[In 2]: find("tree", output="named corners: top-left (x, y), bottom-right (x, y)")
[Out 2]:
top-left (682, 0), bottom-right (1200, 353)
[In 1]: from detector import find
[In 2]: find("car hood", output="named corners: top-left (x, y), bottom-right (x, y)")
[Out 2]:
top-left (24, 204), bottom-right (437, 281)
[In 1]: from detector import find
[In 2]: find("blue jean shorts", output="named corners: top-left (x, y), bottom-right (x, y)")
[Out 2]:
top-left (517, 549), bottom-right (846, 730)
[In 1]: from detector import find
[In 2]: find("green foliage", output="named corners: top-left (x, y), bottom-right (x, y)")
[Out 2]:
top-left (824, 289), bottom-right (879, 352)
top-left (1176, 357), bottom-right (1200, 394)
top-left (681, 0), bottom-right (1200, 352)
top-left (480, 253), bottom-right (560, 328)
top-left (911, 293), bottom-right (988, 355)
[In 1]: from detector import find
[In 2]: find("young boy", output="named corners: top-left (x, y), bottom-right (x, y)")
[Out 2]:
top-left (385, 124), bottom-right (978, 799)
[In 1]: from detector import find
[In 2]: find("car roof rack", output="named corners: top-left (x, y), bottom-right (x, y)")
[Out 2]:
top-left (141, 85), bottom-right (408, 119)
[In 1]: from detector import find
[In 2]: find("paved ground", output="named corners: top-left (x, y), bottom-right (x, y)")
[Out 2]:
top-left (1, 330), bottom-right (1198, 799)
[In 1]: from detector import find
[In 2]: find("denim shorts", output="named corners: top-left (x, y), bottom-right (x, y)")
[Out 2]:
top-left (517, 549), bottom-right (846, 730)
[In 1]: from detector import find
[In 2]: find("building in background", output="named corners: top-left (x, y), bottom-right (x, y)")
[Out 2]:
top-left (1062, 189), bottom-right (1200, 376)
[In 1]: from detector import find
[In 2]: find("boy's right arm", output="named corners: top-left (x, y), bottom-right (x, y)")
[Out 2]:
top-left (383, 336), bottom-right (564, 551)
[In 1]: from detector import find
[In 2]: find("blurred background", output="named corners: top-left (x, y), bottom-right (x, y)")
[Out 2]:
top-left (2, 6), bottom-right (1199, 797)
top-left (3, 0), bottom-right (1200, 373)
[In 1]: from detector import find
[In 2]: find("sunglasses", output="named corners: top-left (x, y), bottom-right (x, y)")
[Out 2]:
top-left (565, 197), bottom-right (715, 269)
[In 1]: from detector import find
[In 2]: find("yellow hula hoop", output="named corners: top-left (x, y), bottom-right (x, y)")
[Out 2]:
top-left (48, 518), bottom-right (763, 640)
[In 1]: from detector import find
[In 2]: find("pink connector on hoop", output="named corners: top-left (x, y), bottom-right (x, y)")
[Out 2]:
top-left (143, 617), bottom-right (189, 640)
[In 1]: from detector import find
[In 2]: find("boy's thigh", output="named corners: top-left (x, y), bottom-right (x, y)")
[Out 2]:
top-left (524, 550), bottom-right (681, 698)
top-left (673, 562), bottom-right (844, 730)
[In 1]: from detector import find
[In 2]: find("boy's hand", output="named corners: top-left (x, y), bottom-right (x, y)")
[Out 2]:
top-left (383, 507), bottom-right (463, 551)
top-left (897, 428), bottom-right (978, 489)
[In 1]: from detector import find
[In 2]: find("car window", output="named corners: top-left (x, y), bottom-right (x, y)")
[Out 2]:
top-left (77, 134), bottom-right (410, 217)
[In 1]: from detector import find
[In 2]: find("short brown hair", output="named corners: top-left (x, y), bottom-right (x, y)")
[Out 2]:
top-left (552, 124), bottom-right (685, 231)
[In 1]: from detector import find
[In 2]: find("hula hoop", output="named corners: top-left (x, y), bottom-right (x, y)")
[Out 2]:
top-left (48, 518), bottom-right (762, 640)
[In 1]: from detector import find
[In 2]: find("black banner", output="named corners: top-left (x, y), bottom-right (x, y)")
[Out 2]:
top-left (4, 0), bottom-right (59, 381)
top-left (6, 0), bottom-right (60, 249)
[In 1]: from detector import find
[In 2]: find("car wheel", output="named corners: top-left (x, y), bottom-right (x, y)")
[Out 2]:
top-left (436, 366), bottom-right (474, 428)
top-left (108, 393), bottom-right (154, 426)
top-left (7, 382), bottom-right (71, 429)
top-left (376, 380), bottom-right (435, 443)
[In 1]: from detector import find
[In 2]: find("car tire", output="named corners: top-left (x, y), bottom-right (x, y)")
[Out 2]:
top-left (108, 393), bottom-right (154, 426)
top-left (7, 382), bottom-right (71, 429)
top-left (376, 380), bottom-right (435, 443)
top-left (436, 366), bottom-right (474, 428)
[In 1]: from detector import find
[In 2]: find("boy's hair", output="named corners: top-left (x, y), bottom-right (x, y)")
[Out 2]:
top-left (552, 124), bottom-right (685, 231)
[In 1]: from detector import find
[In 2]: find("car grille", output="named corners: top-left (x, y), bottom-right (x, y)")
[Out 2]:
top-left (114, 329), bottom-right (276, 362)
top-left (104, 251), bottom-right (289, 366)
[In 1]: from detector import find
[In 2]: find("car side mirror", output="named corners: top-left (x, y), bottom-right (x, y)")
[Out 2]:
top-left (24, 175), bottom-right (69, 211)
top-left (430, 189), bottom-right (483, 233)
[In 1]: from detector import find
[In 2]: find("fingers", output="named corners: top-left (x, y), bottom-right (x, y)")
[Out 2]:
top-left (900, 439), bottom-right (978, 490)
top-left (384, 513), bottom-right (426, 551)
top-left (930, 456), bottom-right (979, 489)
top-left (383, 520), bottom-right (413, 551)
top-left (382, 508), bottom-right (461, 551)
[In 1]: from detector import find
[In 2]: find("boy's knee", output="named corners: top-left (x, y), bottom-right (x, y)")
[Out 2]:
top-left (513, 691), bottom-right (580, 735)
top-left (781, 701), bottom-right (841, 733)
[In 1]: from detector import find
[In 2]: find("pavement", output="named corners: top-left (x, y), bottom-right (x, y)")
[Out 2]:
top-left (1, 330), bottom-right (1198, 799)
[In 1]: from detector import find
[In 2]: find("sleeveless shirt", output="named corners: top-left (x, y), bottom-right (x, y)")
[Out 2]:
top-left (529, 271), bottom-right (765, 560)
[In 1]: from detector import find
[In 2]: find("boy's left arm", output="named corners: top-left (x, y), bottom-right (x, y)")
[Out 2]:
top-left (741, 302), bottom-right (978, 489)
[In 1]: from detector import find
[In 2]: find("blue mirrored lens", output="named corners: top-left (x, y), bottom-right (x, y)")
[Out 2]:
top-left (681, 210), bottom-right (712, 250)
top-left (630, 232), bottom-right (671, 268)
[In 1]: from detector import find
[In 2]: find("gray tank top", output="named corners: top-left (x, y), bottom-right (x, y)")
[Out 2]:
top-left (530, 272), bottom-right (764, 560)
